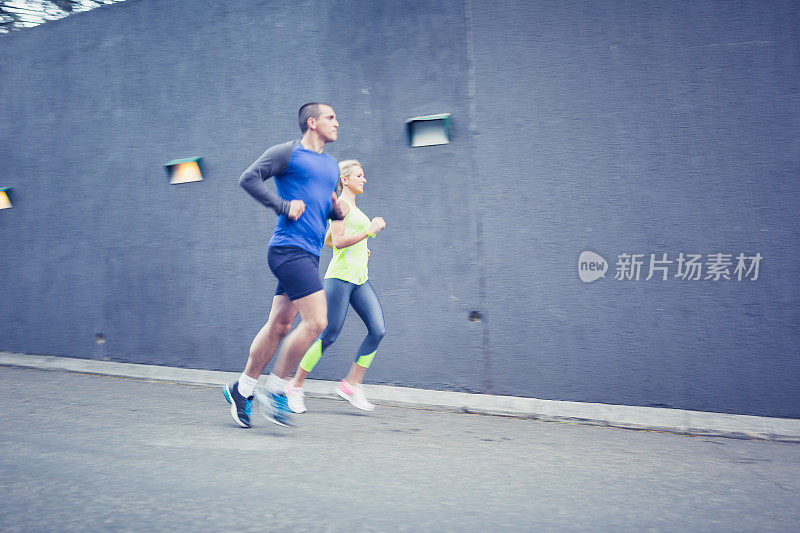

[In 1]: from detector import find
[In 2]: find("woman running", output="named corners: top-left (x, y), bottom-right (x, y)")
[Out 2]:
top-left (285, 159), bottom-right (386, 413)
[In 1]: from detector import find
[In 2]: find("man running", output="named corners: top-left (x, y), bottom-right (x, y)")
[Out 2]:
top-left (223, 103), bottom-right (348, 428)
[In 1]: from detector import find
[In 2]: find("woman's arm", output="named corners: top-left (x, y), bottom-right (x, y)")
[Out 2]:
top-left (329, 219), bottom-right (371, 249)
top-left (330, 216), bottom-right (386, 249)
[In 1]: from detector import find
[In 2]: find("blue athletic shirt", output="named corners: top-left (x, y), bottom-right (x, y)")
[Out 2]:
top-left (238, 140), bottom-right (341, 256)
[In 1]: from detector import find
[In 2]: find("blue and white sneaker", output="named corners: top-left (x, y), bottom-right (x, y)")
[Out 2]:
top-left (223, 382), bottom-right (253, 428)
top-left (254, 385), bottom-right (294, 427)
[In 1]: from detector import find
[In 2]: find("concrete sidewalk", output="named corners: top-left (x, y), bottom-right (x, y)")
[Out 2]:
top-left (3, 365), bottom-right (800, 532)
top-left (2, 351), bottom-right (799, 442)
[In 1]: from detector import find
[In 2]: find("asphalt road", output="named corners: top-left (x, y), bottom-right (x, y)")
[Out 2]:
top-left (2, 365), bottom-right (799, 532)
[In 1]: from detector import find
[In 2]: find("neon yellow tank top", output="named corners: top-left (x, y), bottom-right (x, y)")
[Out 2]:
top-left (325, 202), bottom-right (371, 284)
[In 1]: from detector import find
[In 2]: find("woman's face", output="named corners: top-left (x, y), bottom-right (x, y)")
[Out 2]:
top-left (343, 165), bottom-right (366, 195)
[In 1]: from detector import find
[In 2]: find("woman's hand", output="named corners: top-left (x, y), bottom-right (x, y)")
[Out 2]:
top-left (368, 217), bottom-right (386, 235)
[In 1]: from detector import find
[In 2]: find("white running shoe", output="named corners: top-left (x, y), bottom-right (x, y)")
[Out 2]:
top-left (336, 379), bottom-right (375, 412)
top-left (285, 380), bottom-right (307, 414)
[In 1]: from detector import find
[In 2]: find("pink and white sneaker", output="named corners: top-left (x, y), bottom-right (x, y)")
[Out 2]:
top-left (336, 380), bottom-right (375, 411)
top-left (285, 380), bottom-right (307, 414)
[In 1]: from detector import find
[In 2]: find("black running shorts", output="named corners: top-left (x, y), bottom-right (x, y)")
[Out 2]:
top-left (267, 246), bottom-right (323, 301)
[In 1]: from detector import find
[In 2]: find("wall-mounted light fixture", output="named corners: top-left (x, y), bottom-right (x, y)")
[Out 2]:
top-left (0, 187), bottom-right (12, 209)
top-left (164, 157), bottom-right (203, 184)
top-left (405, 113), bottom-right (451, 147)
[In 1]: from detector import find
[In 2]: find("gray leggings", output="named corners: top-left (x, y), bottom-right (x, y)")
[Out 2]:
top-left (319, 277), bottom-right (386, 361)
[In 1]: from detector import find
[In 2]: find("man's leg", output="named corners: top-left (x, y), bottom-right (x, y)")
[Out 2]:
top-left (287, 279), bottom-right (355, 414)
top-left (223, 295), bottom-right (296, 428)
top-left (244, 295), bottom-right (297, 379)
top-left (271, 289), bottom-right (328, 379)
top-left (257, 290), bottom-right (327, 426)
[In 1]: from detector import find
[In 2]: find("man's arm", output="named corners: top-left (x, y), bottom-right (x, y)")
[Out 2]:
top-left (238, 141), bottom-right (296, 215)
top-left (328, 192), bottom-right (349, 221)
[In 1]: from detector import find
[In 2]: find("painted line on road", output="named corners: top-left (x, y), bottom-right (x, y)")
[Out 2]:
top-left (2, 351), bottom-right (798, 442)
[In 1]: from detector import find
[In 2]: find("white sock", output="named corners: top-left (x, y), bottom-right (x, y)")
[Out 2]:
top-left (266, 373), bottom-right (288, 394)
top-left (237, 373), bottom-right (258, 398)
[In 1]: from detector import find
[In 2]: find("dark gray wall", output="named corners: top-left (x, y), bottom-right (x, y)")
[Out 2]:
top-left (1, 0), bottom-right (798, 417)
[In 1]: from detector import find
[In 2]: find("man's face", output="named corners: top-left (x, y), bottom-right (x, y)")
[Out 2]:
top-left (311, 105), bottom-right (338, 143)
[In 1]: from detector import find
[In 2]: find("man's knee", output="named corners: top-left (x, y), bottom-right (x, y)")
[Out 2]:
top-left (269, 319), bottom-right (295, 339)
top-left (305, 316), bottom-right (328, 337)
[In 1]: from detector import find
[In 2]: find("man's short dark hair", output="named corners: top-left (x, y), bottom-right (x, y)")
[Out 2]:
top-left (298, 102), bottom-right (330, 133)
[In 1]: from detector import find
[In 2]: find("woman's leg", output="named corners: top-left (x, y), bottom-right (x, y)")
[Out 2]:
top-left (293, 278), bottom-right (354, 388)
top-left (344, 280), bottom-right (386, 385)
